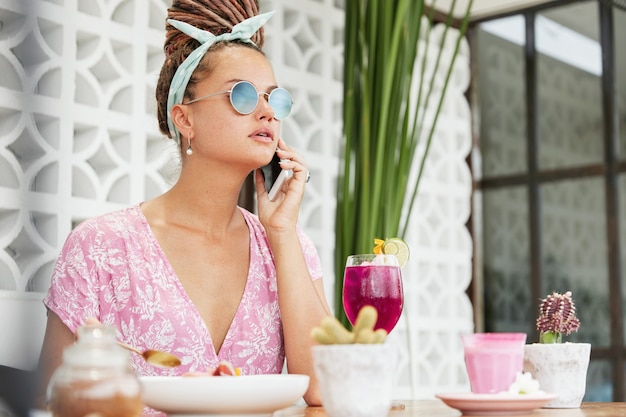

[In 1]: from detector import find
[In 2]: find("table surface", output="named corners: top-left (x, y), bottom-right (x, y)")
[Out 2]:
top-left (274, 400), bottom-right (626, 417)
top-left (30, 399), bottom-right (626, 417)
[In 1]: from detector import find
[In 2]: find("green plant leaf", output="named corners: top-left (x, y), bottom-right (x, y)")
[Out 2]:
top-left (335, 0), bottom-right (473, 327)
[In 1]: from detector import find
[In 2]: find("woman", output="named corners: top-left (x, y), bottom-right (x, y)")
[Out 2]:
top-left (36, 0), bottom-right (329, 408)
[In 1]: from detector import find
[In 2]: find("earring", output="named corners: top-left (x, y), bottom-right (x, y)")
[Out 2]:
top-left (186, 134), bottom-right (193, 156)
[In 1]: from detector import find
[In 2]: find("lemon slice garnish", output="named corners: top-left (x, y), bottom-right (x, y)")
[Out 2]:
top-left (373, 237), bottom-right (410, 268)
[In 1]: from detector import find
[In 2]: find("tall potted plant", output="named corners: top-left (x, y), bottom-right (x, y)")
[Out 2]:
top-left (335, 0), bottom-right (473, 325)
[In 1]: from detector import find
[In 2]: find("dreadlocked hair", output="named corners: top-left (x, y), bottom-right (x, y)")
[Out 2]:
top-left (156, 0), bottom-right (265, 138)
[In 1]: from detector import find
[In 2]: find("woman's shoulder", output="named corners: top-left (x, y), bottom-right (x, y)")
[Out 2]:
top-left (70, 205), bottom-right (146, 240)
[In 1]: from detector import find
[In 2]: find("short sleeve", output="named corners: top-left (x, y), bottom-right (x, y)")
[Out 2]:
top-left (43, 222), bottom-right (102, 333)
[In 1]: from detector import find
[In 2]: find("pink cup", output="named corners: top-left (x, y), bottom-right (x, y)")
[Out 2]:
top-left (462, 333), bottom-right (527, 394)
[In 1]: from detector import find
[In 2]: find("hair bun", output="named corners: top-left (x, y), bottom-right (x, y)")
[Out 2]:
top-left (164, 0), bottom-right (264, 56)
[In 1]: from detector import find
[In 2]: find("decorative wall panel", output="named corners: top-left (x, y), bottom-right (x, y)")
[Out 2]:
top-left (0, 0), bottom-right (176, 294)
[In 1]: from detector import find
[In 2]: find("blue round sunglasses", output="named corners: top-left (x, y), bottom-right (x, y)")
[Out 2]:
top-left (184, 80), bottom-right (293, 120)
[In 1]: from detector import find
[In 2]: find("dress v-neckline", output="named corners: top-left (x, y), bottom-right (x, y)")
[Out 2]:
top-left (136, 204), bottom-right (253, 359)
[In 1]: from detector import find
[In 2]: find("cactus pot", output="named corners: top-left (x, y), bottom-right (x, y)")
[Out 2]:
top-left (523, 343), bottom-right (591, 408)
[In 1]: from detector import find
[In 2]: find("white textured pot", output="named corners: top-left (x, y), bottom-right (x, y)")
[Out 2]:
top-left (523, 343), bottom-right (591, 408)
top-left (312, 344), bottom-right (399, 417)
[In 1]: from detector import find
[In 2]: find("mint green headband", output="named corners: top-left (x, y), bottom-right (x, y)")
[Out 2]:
top-left (166, 11), bottom-right (275, 141)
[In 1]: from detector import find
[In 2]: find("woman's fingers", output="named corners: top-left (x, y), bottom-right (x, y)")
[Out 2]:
top-left (85, 317), bottom-right (101, 326)
top-left (73, 317), bottom-right (102, 341)
top-left (275, 140), bottom-right (308, 184)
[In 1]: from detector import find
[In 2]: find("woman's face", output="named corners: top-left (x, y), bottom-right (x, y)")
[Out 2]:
top-left (183, 46), bottom-right (282, 169)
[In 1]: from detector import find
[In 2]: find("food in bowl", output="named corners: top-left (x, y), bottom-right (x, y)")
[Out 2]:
top-left (182, 360), bottom-right (241, 377)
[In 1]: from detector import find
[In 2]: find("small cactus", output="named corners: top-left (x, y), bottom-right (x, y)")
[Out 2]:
top-left (536, 291), bottom-right (580, 344)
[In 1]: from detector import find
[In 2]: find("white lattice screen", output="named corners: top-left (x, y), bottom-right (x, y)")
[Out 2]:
top-left (393, 26), bottom-right (474, 398)
top-left (0, 0), bottom-right (473, 398)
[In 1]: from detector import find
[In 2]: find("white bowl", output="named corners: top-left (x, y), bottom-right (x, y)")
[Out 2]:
top-left (140, 374), bottom-right (309, 416)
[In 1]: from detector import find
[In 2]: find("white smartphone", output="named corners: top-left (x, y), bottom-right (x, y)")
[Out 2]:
top-left (260, 153), bottom-right (293, 201)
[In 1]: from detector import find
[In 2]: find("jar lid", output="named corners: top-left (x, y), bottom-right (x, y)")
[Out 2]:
top-left (63, 324), bottom-right (130, 367)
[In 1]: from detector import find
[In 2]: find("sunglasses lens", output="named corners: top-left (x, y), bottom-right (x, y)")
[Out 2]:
top-left (230, 82), bottom-right (258, 114)
top-left (269, 88), bottom-right (293, 120)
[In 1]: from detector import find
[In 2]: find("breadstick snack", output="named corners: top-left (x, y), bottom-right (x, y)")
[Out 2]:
top-left (310, 306), bottom-right (388, 345)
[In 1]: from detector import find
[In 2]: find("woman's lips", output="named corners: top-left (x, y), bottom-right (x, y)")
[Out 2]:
top-left (250, 128), bottom-right (273, 143)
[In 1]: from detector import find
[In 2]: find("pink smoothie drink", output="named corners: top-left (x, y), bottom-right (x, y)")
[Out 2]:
top-left (462, 333), bottom-right (527, 394)
top-left (343, 264), bottom-right (403, 333)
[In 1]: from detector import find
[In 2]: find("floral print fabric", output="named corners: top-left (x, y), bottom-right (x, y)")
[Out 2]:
top-left (44, 205), bottom-right (322, 377)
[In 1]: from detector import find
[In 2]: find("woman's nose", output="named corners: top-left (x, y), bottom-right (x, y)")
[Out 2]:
top-left (257, 92), bottom-right (275, 119)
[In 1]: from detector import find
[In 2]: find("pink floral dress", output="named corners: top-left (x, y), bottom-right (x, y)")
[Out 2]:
top-left (44, 205), bottom-right (322, 377)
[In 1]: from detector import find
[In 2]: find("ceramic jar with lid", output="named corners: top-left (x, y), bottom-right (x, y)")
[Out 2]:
top-left (47, 323), bottom-right (143, 417)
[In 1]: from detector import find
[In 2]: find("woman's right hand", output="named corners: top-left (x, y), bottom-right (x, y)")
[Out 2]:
top-left (255, 139), bottom-right (308, 235)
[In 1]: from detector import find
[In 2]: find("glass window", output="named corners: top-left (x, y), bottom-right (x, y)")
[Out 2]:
top-left (585, 360), bottom-right (612, 402)
top-left (482, 187), bottom-right (532, 334)
top-left (476, 17), bottom-right (527, 177)
top-left (537, 2), bottom-right (604, 170)
top-left (541, 178), bottom-right (609, 346)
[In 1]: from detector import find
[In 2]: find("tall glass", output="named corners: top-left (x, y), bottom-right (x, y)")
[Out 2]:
top-left (342, 254), bottom-right (404, 333)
